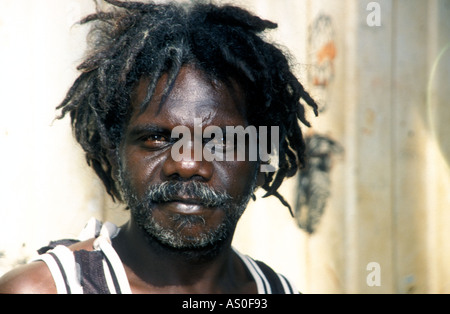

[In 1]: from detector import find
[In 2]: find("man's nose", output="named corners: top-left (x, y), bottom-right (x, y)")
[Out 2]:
top-left (162, 140), bottom-right (213, 181)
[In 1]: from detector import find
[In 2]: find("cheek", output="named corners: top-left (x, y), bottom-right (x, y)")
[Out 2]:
top-left (122, 147), bottom-right (167, 197)
top-left (215, 161), bottom-right (259, 200)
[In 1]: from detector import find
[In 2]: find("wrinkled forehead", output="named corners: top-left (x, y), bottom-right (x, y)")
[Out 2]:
top-left (128, 65), bottom-right (249, 127)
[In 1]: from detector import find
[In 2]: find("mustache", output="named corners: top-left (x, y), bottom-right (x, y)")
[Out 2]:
top-left (144, 181), bottom-right (233, 208)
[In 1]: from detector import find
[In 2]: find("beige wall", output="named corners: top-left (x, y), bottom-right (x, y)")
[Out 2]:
top-left (0, 0), bottom-right (104, 273)
top-left (1, 0), bottom-right (449, 294)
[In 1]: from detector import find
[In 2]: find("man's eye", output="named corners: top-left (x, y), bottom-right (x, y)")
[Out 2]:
top-left (146, 134), bottom-right (166, 141)
top-left (205, 135), bottom-right (235, 152)
top-left (141, 134), bottom-right (170, 148)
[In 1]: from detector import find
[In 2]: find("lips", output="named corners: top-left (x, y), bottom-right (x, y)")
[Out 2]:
top-left (168, 197), bottom-right (205, 206)
top-left (166, 202), bottom-right (204, 214)
top-left (157, 197), bottom-right (212, 215)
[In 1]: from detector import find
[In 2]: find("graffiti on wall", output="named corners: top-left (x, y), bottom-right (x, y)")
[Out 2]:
top-left (307, 13), bottom-right (336, 112)
top-left (295, 13), bottom-right (343, 234)
top-left (295, 134), bottom-right (343, 233)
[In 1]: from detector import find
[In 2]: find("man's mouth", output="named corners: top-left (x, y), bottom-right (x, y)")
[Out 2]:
top-left (153, 196), bottom-right (214, 215)
top-left (166, 197), bottom-right (205, 206)
top-left (165, 202), bottom-right (205, 215)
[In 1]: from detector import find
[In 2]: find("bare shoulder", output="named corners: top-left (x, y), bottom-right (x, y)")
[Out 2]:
top-left (0, 261), bottom-right (56, 294)
top-left (0, 238), bottom-right (96, 294)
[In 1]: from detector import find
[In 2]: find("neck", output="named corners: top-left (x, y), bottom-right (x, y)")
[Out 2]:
top-left (112, 218), bottom-right (242, 293)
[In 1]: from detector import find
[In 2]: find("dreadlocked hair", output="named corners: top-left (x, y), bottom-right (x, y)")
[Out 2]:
top-left (57, 0), bottom-right (319, 216)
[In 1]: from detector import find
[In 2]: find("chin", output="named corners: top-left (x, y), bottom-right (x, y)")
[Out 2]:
top-left (148, 226), bottom-right (233, 262)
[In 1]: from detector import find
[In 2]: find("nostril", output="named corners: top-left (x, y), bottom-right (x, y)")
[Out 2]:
top-left (162, 154), bottom-right (214, 182)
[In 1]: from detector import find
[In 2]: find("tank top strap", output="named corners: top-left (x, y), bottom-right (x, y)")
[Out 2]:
top-left (233, 248), bottom-right (299, 294)
top-left (93, 221), bottom-right (132, 294)
top-left (32, 245), bottom-right (83, 294)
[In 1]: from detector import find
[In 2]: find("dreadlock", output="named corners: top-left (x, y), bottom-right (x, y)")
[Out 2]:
top-left (57, 0), bottom-right (319, 215)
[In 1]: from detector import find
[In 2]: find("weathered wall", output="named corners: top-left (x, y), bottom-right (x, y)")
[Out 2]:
top-left (0, 0), bottom-right (106, 274)
top-left (232, 0), bottom-right (450, 294)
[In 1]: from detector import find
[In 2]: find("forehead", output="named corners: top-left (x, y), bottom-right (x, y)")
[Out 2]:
top-left (128, 66), bottom-right (248, 128)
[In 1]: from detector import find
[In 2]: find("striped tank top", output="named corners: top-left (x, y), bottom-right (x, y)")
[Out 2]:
top-left (33, 218), bottom-right (298, 294)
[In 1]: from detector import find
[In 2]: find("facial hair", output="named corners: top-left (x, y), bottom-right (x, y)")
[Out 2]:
top-left (117, 164), bottom-right (257, 258)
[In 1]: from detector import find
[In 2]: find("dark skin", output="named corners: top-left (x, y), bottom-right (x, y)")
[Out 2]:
top-left (0, 65), bottom-right (263, 294)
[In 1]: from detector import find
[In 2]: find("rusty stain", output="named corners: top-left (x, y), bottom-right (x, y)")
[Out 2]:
top-left (363, 109), bottom-right (376, 134)
top-left (317, 40), bottom-right (337, 65)
top-left (312, 40), bottom-right (337, 87)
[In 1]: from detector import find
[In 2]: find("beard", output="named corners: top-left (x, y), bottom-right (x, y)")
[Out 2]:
top-left (117, 164), bottom-right (257, 260)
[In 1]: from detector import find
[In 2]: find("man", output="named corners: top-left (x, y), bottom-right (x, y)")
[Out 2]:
top-left (0, 0), bottom-right (317, 294)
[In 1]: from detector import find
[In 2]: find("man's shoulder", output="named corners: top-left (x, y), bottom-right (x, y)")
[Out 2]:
top-left (0, 238), bottom-right (97, 294)
top-left (0, 218), bottom-right (108, 294)
top-left (0, 261), bottom-right (56, 294)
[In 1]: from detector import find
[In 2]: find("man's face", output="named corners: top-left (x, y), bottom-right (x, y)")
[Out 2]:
top-left (117, 65), bottom-right (259, 255)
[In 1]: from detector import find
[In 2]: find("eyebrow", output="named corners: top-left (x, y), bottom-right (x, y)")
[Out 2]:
top-left (127, 124), bottom-right (172, 139)
top-left (127, 123), bottom-right (248, 140)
